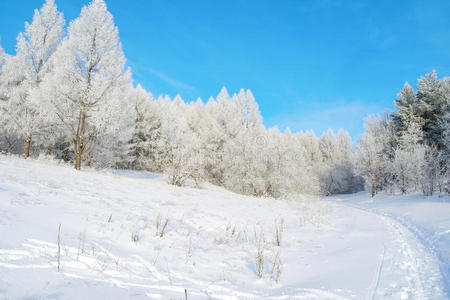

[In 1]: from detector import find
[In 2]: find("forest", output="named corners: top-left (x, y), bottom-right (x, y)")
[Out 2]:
top-left (0, 0), bottom-right (448, 198)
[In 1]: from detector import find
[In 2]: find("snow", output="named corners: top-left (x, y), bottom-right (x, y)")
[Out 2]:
top-left (0, 155), bottom-right (448, 299)
top-left (335, 192), bottom-right (450, 297)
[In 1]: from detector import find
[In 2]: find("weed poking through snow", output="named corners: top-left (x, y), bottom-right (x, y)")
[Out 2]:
top-left (156, 214), bottom-right (169, 238)
top-left (271, 249), bottom-right (282, 282)
top-left (274, 217), bottom-right (284, 247)
top-left (131, 231), bottom-right (139, 243)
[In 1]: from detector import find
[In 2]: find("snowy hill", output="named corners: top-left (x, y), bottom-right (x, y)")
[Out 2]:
top-left (0, 155), bottom-right (448, 299)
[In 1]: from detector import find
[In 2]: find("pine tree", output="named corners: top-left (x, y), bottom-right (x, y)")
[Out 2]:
top-left (416, 70), bottom-right (447, 149)
top-left (440, 111), bottom-right (450, 160)
top-left (392, 82), bottom-right (423, 136)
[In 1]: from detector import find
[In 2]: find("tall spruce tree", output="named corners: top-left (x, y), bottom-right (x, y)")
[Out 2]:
top-left (416, 71), bottom-right (447, 149)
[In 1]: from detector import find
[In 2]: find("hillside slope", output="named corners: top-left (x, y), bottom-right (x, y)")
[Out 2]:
top-left (0, 155), bottom-right (447, 299)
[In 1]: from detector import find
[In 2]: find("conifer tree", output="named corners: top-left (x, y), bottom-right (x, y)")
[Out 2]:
top-left (416, 71), bottom-right (447, 149)
top-left (393, 82), bottom-right (423, 137)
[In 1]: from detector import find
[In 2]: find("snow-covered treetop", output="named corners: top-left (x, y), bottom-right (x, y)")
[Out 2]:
top-left (16, 0), bottom-right (65, 83)
top-left (51, 0), bottom-right (130, 109)
top-left (216, 86), bottom-right (230, 103)
top-left (67, 0), bottom-right (126, 80)
top-left (0, 42), bottom-right (6, 68)
top-left (396, 82), bottom-right (416, 108)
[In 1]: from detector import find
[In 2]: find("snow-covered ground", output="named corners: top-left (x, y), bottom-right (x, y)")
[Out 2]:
top-left (0, 155), bottom-right (448, 299)
top-left (335, 192), bottom-right (450, 298)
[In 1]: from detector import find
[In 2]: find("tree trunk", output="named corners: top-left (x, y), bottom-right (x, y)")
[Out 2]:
top-left (86, 150), bottom-right (93, 167)
top-left (63, 148), bottom-right (69, 162)
top-left (24, 136), bottom-right (32, 159)
top-left (46, 145), bottom-right (53, 156)
top-left (74, 111), bottom-right (86, 170)
top-left (75, 151), bottom-right (82, 170)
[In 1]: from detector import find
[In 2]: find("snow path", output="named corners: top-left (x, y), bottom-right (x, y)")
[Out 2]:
top-left (0, 156), bottom-right (448, 299)
top-left (337, 196), bottom-right (448, 299)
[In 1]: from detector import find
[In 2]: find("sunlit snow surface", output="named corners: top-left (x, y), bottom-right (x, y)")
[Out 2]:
top-left (0, 155), bottom-right (448, 299)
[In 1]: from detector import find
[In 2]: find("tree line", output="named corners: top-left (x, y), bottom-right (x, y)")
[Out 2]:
top-left (0, 0), bottom-right (448, 197)
top-left (358, 71), bottom-right (449, 196)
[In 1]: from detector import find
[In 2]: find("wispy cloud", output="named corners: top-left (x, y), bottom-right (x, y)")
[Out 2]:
top-left (149, 68), bottom-right (195, 91)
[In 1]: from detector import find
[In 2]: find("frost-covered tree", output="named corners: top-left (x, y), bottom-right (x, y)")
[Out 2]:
top-left (440, 111), bottom-right (450, 160)
top-left (416, 71), bottom-right (447, 150)
top-left (222, 89), bottom-right (268, 196)
top-left (335, 129), bottom-right (363, 193)
top-left (318, 129), bottom-right (361, 195)
top-left (0, 41), bottom-right (7, 106)
top-left (392, 82), bottom-right (423, 136)
top-left (126, 84), bottom-right (154, 170)
top-left (223, 126), bottom-right (265, 195)
top-left (203, 87), bottom-right (243, 185)
top-left (357, 71), bottom-right (449, 196)
top-left (299, 130), bottom-right (322, 165)
top-left (285, 130), bottom-right (317, 195)
top-left (319, 129), bottom-right (339, 195)
top-left (262, 127), bottom-right (285, 196)
top-left (236, 89), bottom-right (262, 129)
top-left (392, 123), bottom-right (425, 193)
top-left (0, 42), bottom-right (6, 71)
top-left (0, 42), bottom-right (12, 152)
top-left (421, 144), bottom-right (445, 196)
top-left (158, 95), bottom-right (204, 186)
top-left (43, 0), bottom-right (131, 169)
top-left (143, 97), bottom-right (164, 172)
top-left (357, 115), bottom-right (391, 197)
top-left (1, 0), bottom-right (64, 158)
top-left (202, 96), bottom-right (224, 184)
top-left (93, 83), bottom-right (135, 168)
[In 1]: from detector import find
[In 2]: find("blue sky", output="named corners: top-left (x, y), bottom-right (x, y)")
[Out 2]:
top-left (1, 0), bottom-right (450, 139)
